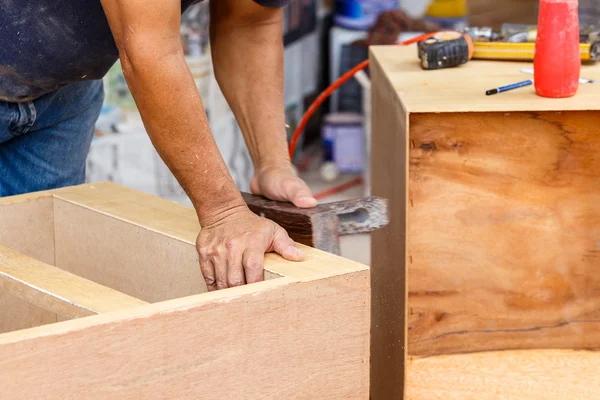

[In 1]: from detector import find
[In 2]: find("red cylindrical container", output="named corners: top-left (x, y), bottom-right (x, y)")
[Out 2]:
top-left (534, 0), bottom-right (580, 98)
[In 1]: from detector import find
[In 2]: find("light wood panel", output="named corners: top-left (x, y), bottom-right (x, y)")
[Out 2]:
top-left (52, 182), bottom-right (200, 243)
top-left (407, 111), bottom-right (600, 357)
top-left (370, 50), bottom-right (409, 400)
top-left (53, 182), bottom-right (369, 284)
top-left (406, 349), bottom-right (600, 399)
top-left (53, 198), bottom-right (206, 303)
top-left (0, 197), bottom-right (54, 265)
top-left (369, 46), bottom-right (600, 114)
top-left (0, 291), bottom-right (58, 334)
top-left (0, 272), bottom-right (370, 399)
top-left (0, 245), bottom-right (148, 320)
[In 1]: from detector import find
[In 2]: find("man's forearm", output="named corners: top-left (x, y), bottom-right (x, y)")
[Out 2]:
top-left (121, 47), bottom-right (245, 225)
top-left (209, 2), bottom-right (289, 171)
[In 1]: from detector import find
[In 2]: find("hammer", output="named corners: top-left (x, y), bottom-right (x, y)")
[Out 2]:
top-left (241, 193), bottom-right (389, 255)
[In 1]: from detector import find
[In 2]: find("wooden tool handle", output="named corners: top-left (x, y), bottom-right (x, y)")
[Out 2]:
top-left (241, 192), bottom-right (389, 255)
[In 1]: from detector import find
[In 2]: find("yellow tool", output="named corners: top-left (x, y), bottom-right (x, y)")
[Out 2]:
top-left (472, 41), bottom-right (600, 62)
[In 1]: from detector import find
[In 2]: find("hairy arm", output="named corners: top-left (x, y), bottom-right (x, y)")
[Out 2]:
top-left (210, 0), bottom-right (317, 208)
top-left (100, 0), bottom-right (245, 224)
top-left (99, 0), bottom-right (302, 291)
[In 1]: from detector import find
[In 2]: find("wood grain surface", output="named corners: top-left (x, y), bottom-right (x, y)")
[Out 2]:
top-left (406, 349), bottom-right (600, 399)
top-left (242, 192), bottom-right (340, 254)
top-left (242, 192), bottom-right (388, 255)
top-left (407, 111), bottom-right (600, 357)
top-left (0, 271), bottom-right (369, 400)
top-left (369, 46), bottom-right (600, 114)
top-left (52, 182), bottom-right (368, 282)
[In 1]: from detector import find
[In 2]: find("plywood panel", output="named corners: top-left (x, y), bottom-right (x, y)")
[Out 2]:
top-left (52, 182), bottom-right (369, 281)
top-left (0, 291), bottom-right (57, 334)
top-left (0, 245), bottom-right (148, 319)
top-left (52, 185), bottom-right (365, 303)
top-left (0, 271), bottom-right (370, 399)
top-left (53, 199), bottom-right (207, 303)
top-left (0, 197), bottom-right (54, 265)
top-left (407, 111), bottom-right (600, 357)
top-left (406, 349), bottom-right (600, 400)
top-left (370, 50), bottom-right (408, 400)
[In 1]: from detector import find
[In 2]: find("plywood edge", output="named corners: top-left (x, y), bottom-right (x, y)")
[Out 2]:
top-left (0, 245), bottom-right (148, 319)
top-left (51, 182), bottom-right (200, 243)
top-left (370, 52), bottom-right (410, 400)
top-left (0, 277), bottom-right (295, 345)
top-left (0, 190), bottom-right (54, 206)
top-left (406, 349), bottom-right (600, 399)
top-left (51, 183), bottom-right (369, 281)
top-left (369, 47), bottom-right (412, 115)
top-left (0, 270), bottom-right (370, 399)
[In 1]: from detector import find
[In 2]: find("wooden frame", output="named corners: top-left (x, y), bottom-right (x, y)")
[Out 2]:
top-left (369, 45), bottom-right (600, 399)
top-left (0, 182), bottom-right (369, 399)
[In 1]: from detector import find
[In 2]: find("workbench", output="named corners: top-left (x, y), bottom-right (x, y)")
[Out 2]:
top-left (0, 183), bottom-right (369, 399)
top-left (370, 45), bottom-right (600, 399)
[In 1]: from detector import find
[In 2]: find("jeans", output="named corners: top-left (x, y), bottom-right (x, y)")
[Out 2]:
top-left (0, 80), bottom-right (104, 197)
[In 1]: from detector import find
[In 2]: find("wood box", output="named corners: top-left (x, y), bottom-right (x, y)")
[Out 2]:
top-left (0, 182), bottom-right (369, 399)
top-left (369, 46), bottom-right (600, 399)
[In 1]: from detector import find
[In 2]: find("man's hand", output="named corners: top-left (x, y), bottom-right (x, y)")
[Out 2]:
top-left (251, 164), bottom-right (317, 208)
top-left (197, 206), bottom-right (303, 291)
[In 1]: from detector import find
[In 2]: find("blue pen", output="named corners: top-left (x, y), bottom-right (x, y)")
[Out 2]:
top-left (486, 79), bottom-right (533, 96)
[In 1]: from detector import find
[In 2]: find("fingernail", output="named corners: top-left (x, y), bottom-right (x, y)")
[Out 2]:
top-left (289, 246), bottom-right (304, 260)
top-left (300, 196), bottom-right (317, 204)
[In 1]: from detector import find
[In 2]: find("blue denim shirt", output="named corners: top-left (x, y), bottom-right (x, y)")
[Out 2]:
top-left (0, 0), bottom-right (288, 103)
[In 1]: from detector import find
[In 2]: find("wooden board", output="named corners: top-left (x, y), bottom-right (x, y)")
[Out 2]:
top-left (370, 52), bottom-right (409, 400)
top-left (0, 196), bottom-right (54, 265)
top-left (370, 46), bottom-right (600, 114)
top-left (0, 182), bottom-right (371, 399)
top-left (407, 349), bottom-right (600, 400)
top-left (370, 46), bottom-right (600, 399)
top-left (53, 198), bottom-right (207, 303)
top-left (0, 271), bottom-right (369, 399)
top-left (0, 244), bottom-right (148, 325)
top-left (0, 291), bottom-right (58, 334)
top-left (407, 111), bottom-right (600, 357)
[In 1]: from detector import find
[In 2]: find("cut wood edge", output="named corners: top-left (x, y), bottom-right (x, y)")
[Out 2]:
top-left (0, 277), bottom-right (295, 344)
top-left (0, 245), bottom-right (148, 320)
top-left (0, 270), bottom-right (370, 399)
top-left (51, 182), bottom-right (369, 280)
top-left (407, 349), bottom-right (600, 399)
top-left (0, 190), bottom-right (54, 206)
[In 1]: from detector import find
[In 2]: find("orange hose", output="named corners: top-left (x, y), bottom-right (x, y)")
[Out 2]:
top-left (288, 33), bottom-right (439, 200)
top-left (288, 32), bottom-right (438, 159)
top-left (288, 59), bottom-right (370, 159)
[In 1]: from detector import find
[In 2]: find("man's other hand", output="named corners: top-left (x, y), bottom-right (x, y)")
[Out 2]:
top-left (251, 164), bottom-right (318, 208)
top-left (196, 206), bottom-right (304, 291)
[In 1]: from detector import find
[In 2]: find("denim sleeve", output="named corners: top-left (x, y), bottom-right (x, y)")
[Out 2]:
top-left (253, 0), bottom-right (290, 8)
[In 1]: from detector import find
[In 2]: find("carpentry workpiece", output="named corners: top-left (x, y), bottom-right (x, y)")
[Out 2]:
top-left (370, 45), bottom-right (600, 399)
top-left (0, 182), bottom-right (369, 399)
top-left (242, 192), bottom-right (388, 255)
